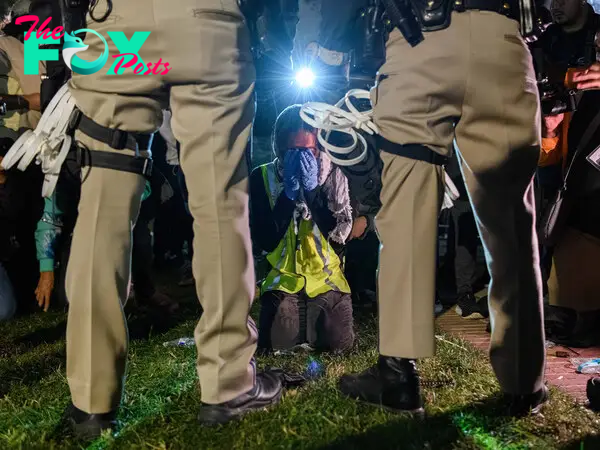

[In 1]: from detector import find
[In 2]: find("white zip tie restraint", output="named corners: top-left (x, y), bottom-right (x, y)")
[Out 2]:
top-left (1, 84), bottom-right (76, 197)
top-left (299, 89), bottom-right (376, 167)
top-left (299, 89), bottom-right (460, 209)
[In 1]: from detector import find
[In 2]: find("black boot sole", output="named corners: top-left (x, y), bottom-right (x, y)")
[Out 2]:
top-left (380, 403), bottom-right (425, 418)
top-left (70, 420), bottom-right (115, 441)
top-left (509, 385), bottom-right (549, 417)
top-left (198, 389), bottom-right (283, 427)
top-left (340, 392), bottom-right (425, 418)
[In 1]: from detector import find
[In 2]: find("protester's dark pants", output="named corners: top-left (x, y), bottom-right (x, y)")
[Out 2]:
top-left (451, 200), bottom-right (480, 295)
top-left (258, 290), bottom-right (354, 352)
top-left (56, 234), bottom-right (73, 306)
top-left (131, 211), bottom-right (156, 300)
top-left (344, 232), bottom-right (378, 299)
top-left (4, 244), bottom-right (38, 315)
top-left (176, 167), bottom-right (194, 260)
top-left (536, 166), bottom-right (563, 291)
top-left (150, 146), bottom-right (191, 266)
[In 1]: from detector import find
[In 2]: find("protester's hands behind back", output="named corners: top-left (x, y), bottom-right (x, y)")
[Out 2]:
top-left (349, 216), bottom-right (368, 241)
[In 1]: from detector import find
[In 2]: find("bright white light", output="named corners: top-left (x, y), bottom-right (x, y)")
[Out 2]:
top-left (295, 68), bottom-right (315, 88)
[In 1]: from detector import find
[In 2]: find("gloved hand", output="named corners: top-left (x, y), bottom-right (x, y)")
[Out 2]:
top-left (298, 149), bottom-right (318, 192)
top-left (283, 150), bottom-right (301, 200)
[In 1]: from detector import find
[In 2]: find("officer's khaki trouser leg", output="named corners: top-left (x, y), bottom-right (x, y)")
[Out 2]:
top-left (66, 140), bottom-right (145, 413)
top-left (453, 13), bottom-right (545, 395)
top-left (373, 16), bottom-right (463, 359)
top-left (374, 11), bottom-right (545, 393)
top-left (67, 0), bottom-right (256, 411)
top-left (170, 79), bottom-right (257, 404)
top-left (377, 154), bottom-right (443, 358)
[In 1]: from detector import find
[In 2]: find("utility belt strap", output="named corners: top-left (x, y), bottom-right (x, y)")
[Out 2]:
top-left (68, 109), bottom-right (154, 177)
top-left (69, 109), bottom-right (154, 152)
top-left (76, 148), bottom-right (154, 177)
top-left (377, 136), bottom-right (449, 166)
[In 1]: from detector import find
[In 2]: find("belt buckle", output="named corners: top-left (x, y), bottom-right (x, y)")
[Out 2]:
top-left (75, 146), bottom-right (87, 167)
top-left (111, 129), bottom-right (128, 150)
top-left (67, 109), bottom-right (82, 133)
top-left (142, 158), bottom-right (153, 177)
top-left (453, 0), bottom-right (466, 12)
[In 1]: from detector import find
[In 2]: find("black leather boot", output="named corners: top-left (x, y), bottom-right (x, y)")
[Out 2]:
top-left (64, 404), bottom-right (117, 441)
top-left (507, 385), bottom-right (549, 417)
top-left (587, 378), bottom-right (600, 411)
top-left (339, 356), bottom-right (424, 415)
top-left (198, 370), bottom-right (283, 426)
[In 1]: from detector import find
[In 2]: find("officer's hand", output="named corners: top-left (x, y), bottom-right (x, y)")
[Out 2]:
top-left (349, 216), bottom-right (368, 241)
top-left (283, 150), bottom-right (301, 201)
top-left (572, 62), bottom-right (600, 91)
top-left (298, 149), bottom-right (318, 192)
top-left (542, 113), bottom-right (565, 138)
top-left (35, 271), bottom-right (54, 312)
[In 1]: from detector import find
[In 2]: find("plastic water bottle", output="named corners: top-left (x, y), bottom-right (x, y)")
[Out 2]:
top-left (162, 337), bottom-right (195, 347)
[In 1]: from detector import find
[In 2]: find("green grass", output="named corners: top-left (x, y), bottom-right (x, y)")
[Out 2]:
top-left (1, 283), bottom-right (600, 450)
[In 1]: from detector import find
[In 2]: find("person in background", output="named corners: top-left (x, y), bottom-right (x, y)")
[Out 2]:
top-left (0, 139), bottom-right (19, 320)
top-left (543, 93), bottom-right (600, 346)
top-left (158, 110), bottom-right (195, 286)
top-left (251, 105), bottom-right (355, 353)
top-left (34, 181), bottom-right (66, 312)
top-left (129, 167), bottom-right (179, 312)
top-left (0, 8), bottom-right (43, 138)
top-left (0, 136), bottom-right (42, 317)
top-left (445, 154), bottom-right (490, 320)
top-left (533, 0), bottom-right (600, 346)
top-left (35, 172), bottom-right (178, 313)
top-left (0, 6), bottom-right (44, 316)
top-left (343, 202), bottom-right (378, 311)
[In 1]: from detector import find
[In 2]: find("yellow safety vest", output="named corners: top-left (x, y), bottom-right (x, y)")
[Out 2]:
top-left (260, 162), bottom-right (350, 298)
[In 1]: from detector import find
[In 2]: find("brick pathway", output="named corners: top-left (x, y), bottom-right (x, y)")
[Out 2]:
top-left (437, 309), bottom-right (600, 402)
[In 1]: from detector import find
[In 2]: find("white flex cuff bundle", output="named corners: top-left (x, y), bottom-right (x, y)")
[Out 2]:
top-left (1, 83), bottom-right (76, 197)
top-left (299, 89), bottom-right (459, 209)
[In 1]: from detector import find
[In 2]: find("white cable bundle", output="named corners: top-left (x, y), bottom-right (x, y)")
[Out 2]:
top-left (299, 89), bottom-right (460, 209)
top-left (1, 83), bottom-right (76, 197)
top-left (299, 89), bottom-right (377, 167)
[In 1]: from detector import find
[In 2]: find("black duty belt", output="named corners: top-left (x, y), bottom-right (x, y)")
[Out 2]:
top-left (76, 148), bottom-right (154, 177)
top-left (377, 136), bottom-right (449, 166)
top-left (454, 0), bottom-right (519, 22)
top-left (67, 109), bottom-right (154, 178)
top-left (69, 109), bottom-right (154, 152)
